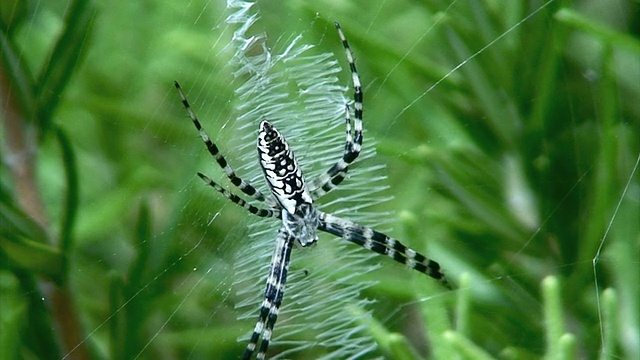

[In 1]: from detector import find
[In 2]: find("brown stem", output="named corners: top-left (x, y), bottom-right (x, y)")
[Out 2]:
top-left (0, 67), bottom-right (49, 230)
top-left (1, 63), bottom-right (89, 360)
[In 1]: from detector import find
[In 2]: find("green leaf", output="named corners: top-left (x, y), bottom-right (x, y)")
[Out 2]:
top-left (554, 8), bottom-right (640, 54)
top-left (54, 126), bottom-right (78, 280)
top-left (0, 271), bottom-right (27, 360)
top-left (0, 235), bottom-right (63, 282)
top-left (35, 0), bottom-right (96, 132)
top-left (443, 330), bottom-right (497, 360)
top-left (542, 276), bottom-right (568, 360)
top-left (351, 305), bottom-right (421, 360)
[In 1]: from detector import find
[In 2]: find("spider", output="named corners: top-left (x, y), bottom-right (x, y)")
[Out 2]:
top-left (175, 22), bottom-right (451, 360)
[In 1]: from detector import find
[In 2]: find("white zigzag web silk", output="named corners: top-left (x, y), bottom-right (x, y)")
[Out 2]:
top-left (221, 0), bottom-right (393, 358)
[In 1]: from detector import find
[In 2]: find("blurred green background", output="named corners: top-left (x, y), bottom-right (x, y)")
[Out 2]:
top-left (1, 0), bottom-right (638, 359)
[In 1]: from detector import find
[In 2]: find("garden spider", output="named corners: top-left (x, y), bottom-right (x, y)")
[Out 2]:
top-left (176, 23), bottom-right (451, 360)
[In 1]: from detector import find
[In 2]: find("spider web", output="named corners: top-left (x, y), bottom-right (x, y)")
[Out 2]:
top-left (2, 0), bottom-right (637, 359)
top-left (220, 1), bottom-right (390, 358)
top-left (164, 1), bottom-right (637, 357)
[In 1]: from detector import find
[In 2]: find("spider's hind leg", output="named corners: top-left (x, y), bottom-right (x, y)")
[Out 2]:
top-left (318, 212), bottom-right (452, 289)
top-left (243, 230), bottom-right (294, 360)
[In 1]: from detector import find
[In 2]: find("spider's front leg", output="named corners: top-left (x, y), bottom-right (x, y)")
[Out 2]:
top-left (318, 212), bottom-right (452, 289)
top-left (174, 81), bottom-right (275, 206)
top-left (243, 229), bottom-right (295, 360)
top-left (309, 23), bottom-right (363, 198)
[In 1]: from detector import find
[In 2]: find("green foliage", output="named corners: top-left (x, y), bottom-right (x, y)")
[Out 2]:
top-left (1, 0), bottom-right (638, 359)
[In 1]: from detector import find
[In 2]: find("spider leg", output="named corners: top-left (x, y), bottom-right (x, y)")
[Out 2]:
top-left (309, 23), bottom-right (363, 198)
top-left (318, 212), bottom-right (452, 289)
top-left (243, 229), bottom-right (294, 360)
top-left (175, 81), bottom-right (275, 206)
top-left (197, 173), bottom-right (279, 218)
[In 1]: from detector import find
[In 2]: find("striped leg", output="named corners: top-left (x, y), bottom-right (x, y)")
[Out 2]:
top-left (309, 23), bottom-right (363, 198)
top-left (318, 212), bottom-right (452, 289)
top-left (197, 173), bottom-right (279, 218)
top-left (242, 229), bottom-right (294, 360)
top-left (175, 81), bottom-right (274, 205)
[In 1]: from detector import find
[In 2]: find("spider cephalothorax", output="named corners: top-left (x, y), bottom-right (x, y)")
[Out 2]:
top-left (176, 22), bottom-right (450, 360)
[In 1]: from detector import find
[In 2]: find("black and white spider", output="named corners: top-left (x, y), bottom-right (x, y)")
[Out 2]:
top-left (176, 23), bottom-right (451, 360)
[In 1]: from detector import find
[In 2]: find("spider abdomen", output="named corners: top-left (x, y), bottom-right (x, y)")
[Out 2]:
top-left (257, 120), bottom-right (313, 214)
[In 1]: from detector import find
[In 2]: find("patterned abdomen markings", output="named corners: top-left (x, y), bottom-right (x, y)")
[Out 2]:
top-left (257, 120), bottom-right (313, 214)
